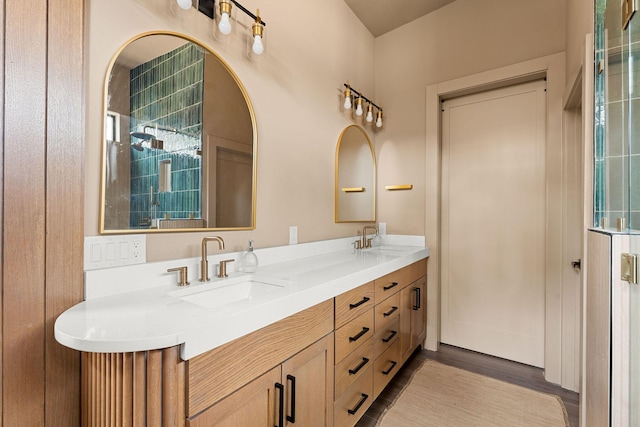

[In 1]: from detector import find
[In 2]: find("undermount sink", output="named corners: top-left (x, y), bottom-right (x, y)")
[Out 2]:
top-left (172, 277), bottom-right (286, 309)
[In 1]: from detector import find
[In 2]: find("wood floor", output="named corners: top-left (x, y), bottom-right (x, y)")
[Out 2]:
top-left (356, 344), bottom-right (580, 427)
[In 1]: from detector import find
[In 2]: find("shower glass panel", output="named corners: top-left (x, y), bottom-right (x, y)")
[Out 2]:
top-left (595, 1), bottom-right (640, 423)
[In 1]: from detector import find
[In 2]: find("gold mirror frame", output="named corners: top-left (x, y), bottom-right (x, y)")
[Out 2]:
top-left (99, 31), bottom-right (257, 234)
top-left (335, 125), bottom-right (376, 223)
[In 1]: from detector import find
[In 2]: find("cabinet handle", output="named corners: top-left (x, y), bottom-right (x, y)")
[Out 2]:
top-left (349, 296), bottom-right (370, 309)
top-left (382, 330), bottom-right (397, 343)
top-left (382, 361), bottom-right (398, 376)
top-left (412, 286), bottom-right (421, 310)
top-left (347, 393), bottom-right (369, 415)
top-left (349, 327), bottom-right (370, 342)
top-left (286, 374), bottom-right (296, 423)
top-left (383, 281), bottom-right (399, 291)
top-left (275, 382), bottom-right (284, 427)
top-left (348, 357), bottom-right (370, 375)
top-left (383, 306), bottom-right (398, 317)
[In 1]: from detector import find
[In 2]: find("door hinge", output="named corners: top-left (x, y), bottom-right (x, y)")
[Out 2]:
top-left (623, 0), bottom-right (637, 30)
top-left (621, 253), bottom-right (638, 284)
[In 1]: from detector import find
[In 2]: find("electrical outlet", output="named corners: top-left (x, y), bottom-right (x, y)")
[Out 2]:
top-left (84, 235), bottom-right (147, 270)
top-left (379, 222), bottom-right (387, 235)
top-left (289, 226), bottom-right (298, 245)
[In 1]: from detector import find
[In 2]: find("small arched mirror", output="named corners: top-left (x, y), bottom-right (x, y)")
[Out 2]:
top-left (100, 31), bottom-right (257, 233)
top-left (335, 125), bottom-right (376, 222)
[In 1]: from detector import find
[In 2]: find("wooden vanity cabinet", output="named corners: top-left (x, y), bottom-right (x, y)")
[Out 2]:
top-left (188, 333), bottom-right (334, 427)
top-left (187, 299), bottom-right (334, 426)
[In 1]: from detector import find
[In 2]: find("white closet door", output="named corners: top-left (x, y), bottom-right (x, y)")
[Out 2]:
top-left (441, 80), bottom-right (547, 367)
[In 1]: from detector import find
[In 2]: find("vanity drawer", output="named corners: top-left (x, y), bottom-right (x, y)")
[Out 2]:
top-left (334, 365), bottom-right (373, 427)
top-left (335, 337), bottom-right (373, 398)
top-left (335, 309), bottom-right (374, 363)
top-left (374, 260), bottom-right (426, 301)
top-left (373, 338), bottom-right (401, 399)
top-left (374, 292), bottom-right (400, 331)
top-left (374, 314), bottom-right (400, 359)
top-left (335, 281), bottom-right (374, 329)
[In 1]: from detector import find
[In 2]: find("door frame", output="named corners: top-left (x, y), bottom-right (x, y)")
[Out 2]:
top-left (425, 53), bottom-right (567, 385)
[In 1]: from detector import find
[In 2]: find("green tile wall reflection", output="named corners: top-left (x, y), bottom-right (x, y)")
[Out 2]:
top-left (128, 43), bottom-right (204, 228)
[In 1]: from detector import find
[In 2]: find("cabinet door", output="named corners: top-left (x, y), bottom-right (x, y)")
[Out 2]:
top-left (282, 333), bottom-right (334, 426)
top-left (399, 277), bottom-right (427, 363)
top-left (411, 277), bottom-right (427, 350)
top-left (187, 366), bottom-right (281, 427)
top-left (399, 285), bottom-right (413, 363)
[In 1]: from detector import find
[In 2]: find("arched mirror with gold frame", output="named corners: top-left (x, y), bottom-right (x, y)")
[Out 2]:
top-left (335, 125), bottom-right (376, 222)
top-left (100, 31), bottom-right (257, 233)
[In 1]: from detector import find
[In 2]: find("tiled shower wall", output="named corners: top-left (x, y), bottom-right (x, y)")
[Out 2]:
top-left (594, 0), bottom-right (640, 230)
top-left (129, 43), bottom-right (203, 228)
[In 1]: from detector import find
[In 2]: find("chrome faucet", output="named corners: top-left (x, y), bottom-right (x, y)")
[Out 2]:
top-left (362, 225), bottom-right (379, 249)
top-left (200, 236), bottom-right (225, 281)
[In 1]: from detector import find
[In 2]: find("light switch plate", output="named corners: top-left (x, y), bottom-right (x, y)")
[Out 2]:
top-left (84, 235), bottom-right (147, 270)
top-left (378, 222), bottom-right (387, 235)
top-left (621, 253), bottom-right (638, 284)
top-left (289, 226), bottom-right (298, 245)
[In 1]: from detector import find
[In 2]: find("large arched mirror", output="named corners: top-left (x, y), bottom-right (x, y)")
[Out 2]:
top-left (100, 31), bottom-right (257, 233)
top-left (335, 125), bottom-right (376, 222)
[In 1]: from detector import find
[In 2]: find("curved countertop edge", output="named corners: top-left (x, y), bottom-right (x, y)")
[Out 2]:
top-left (55, 245), bottom-right (430, 359)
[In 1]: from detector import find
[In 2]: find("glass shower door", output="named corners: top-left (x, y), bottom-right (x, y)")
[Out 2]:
top-left (595, 0), bottom-right (640, 422)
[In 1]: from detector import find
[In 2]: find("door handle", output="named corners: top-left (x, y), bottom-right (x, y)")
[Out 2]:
top-left (275, 382), bottom-right (284, 427)
top-left (412, 287), bottom-right (421, 310)
top-left (286, 374), bottom-right (296, 423)
top-left (571, 259), bottom-right (581, 270)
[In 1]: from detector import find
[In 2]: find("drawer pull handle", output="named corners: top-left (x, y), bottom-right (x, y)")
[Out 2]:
top-left (286, 374), bottom-right (296, 423)
top-left (347, 393), bottom-right (369, 415)
top-left (275, 382), bottom-right (284, 427)
top-left (349, 327), bottom-right (370, 342)
top-left (382, 330), bottom-right (397, 343)
top-left (383, 306), bottom-right (398, 317)
top-left (383, 281), bottom-right (399, 291)
top-left (382, 361), bottom-right (398, 376)
top-left (348, 357), bottom-right (370, 375)
top-left (413, 286), bottom-right (421, 310)
top-left (349, 296), bottom-right (370, 309)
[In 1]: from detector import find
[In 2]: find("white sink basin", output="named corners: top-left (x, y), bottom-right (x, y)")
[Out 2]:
top-left (173, 278), bottom-right (286, 309)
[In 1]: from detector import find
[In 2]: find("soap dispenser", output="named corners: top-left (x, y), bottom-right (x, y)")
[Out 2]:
top-left (242, 240), bottom-right (259, 273)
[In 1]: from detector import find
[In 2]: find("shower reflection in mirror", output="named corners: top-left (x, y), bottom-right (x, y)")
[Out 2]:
top-left (101, 32), bottom-right (256, 233)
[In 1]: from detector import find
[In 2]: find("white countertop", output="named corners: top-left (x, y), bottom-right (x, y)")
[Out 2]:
top-left (55, 237), bottom-right (429, 360)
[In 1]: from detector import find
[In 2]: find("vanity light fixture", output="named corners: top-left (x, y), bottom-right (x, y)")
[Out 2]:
top-left (181, 0), bottom-right (266, 54)
top-left (342, 82), bottom-right (384, 129)
top-left (175, 0), bottom-right (193, 10)
top-left (216, 0), bottom-right (233, 35)
top-left (343, 83), bottom-right (353, 109)
top-left (375, 110), bottom-right (383, 128)
top-left (251, 10), bottom-right (265, 55)
top-left (355, 97), bottom-right (364, 116)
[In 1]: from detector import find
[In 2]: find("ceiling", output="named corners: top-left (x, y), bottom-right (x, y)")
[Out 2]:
top-left (344, 0), bottom-right (456, 37)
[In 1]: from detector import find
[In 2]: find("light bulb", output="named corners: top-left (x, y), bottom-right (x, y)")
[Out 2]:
top-left (355, 100), bottom-right (363, 116)
top-left (376, 114), bottom-right (383, 128)
top-left (219, 12), bottom-right (232, 35)
top-left (252, 35), bottom-right (264, 55)
top-left (366, 107), bottom-right (373, 123)
top-left (344, 95), bottom-right (352, 109)
top-left (176, 0), bottom-right (192, 10)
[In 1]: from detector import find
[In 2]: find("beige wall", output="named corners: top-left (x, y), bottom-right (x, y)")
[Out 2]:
top-left (87, 0), bottom-right (593, 263)
top-left (373, 0), bottom-right (566, 236)
top-left (86, 0), bottom-right (375, 261)
top-left (566, 0), bottom-right (594, 87)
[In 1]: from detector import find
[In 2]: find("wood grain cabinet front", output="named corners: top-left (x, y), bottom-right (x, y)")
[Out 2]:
top-left (399, 276), bottom-right (427, 363)
top-left (188, 333), bottom-right (334, 427)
